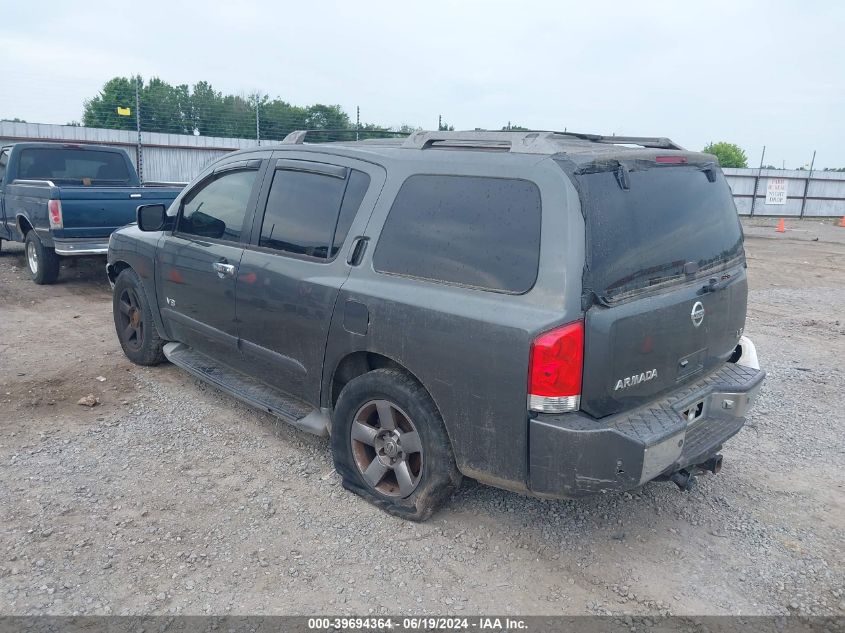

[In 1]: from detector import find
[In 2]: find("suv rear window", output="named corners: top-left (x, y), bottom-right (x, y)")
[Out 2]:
top-left (18, 147), bottom-right (130, 184)
top-left (373, 175), bottom-right (541, 293)
top-left (570, 164), bottom-right (744, 303)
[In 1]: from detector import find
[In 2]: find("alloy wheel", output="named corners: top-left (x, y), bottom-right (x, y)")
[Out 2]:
top-left (117, 287), bottom-right (145, 352)
top-left (350, 399), bottom-right (423, 498)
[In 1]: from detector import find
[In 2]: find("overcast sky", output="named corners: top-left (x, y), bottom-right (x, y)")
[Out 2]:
top-left (1, 1), bottom-right (843, 168)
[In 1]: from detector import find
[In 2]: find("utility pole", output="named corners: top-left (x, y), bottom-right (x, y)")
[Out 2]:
top-left (356, 106), bottom-right (360, 141)
top-left (135, 76), bottom-right (143, 183)
top-left (255, 96), bottom-right (261, 146)
top-left (750, 145), bottom-right (766, 217)
top-left (800, 150), bottom-right (816, 218)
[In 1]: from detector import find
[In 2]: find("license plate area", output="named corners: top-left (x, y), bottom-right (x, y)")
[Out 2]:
top-left (681, 399), bottom-right (705, 424)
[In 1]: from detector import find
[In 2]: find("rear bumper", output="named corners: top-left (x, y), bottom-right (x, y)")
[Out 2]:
top-left (528, 361), bottom-right (765, 498)
top-left (53, 238), bottom-right (110, 256)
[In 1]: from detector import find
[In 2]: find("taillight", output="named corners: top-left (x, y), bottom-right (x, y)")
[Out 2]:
top-left (655, 155), bottom-right (687, 164)
top-left (528, 320), bottom-right (584, 413)
top-left (48, 200), bottom-right (63, 229)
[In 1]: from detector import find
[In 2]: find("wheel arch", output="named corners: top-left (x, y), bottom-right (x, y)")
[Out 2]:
top-left (15, 213), bottom-right (33, 238)
top-left (327, 351), bottom-right (458, 450)
top-left (106, 259), bottom-right (131, 284)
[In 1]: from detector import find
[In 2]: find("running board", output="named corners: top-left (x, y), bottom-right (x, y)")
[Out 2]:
top-left (162, 342), bottom-right (329, 437)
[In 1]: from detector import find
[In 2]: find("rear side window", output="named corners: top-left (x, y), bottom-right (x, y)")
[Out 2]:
top-left (373, 175), bottom-right (541, 293)
top-left (178, 169), bottom-right (258, 242)
top-left (18, 148), bottom-right (130, 184)
top-left (259, 168), bottom-right (370, 260)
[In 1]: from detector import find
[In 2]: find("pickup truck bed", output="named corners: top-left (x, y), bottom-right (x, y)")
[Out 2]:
top-left (0, 142), bottom-right (183, 283)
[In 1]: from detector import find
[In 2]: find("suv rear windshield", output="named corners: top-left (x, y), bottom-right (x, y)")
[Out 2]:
top-left (569, 163), bottom-right (744, 303)
top-left (18, 148), bottom-right (131, 184)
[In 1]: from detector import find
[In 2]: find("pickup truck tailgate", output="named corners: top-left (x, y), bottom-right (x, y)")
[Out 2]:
top-left (55, 187), bottom-right (181, 238)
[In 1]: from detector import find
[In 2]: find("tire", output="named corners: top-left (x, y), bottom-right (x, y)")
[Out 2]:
top-left (331, 368), bottom-right (462, 521)
top-left (112, 268), bottom-right (166, 366)
top-left (24, 231), bottom-right (60, 285)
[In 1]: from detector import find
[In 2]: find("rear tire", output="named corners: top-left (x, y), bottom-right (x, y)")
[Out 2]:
top-left (331, 368), bottom-right (461, 521)
top-left (25, 232), bottom-right (60, 285)
top-left (113, 268), bottom-right (166, 366)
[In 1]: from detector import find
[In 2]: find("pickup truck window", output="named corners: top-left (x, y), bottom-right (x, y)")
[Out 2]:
top-left (258, 168), bottom-right (370, 260)
top-left (178, 169), bottom-right (257, 242)
top-left (18, 148), bottom-right (131, 184)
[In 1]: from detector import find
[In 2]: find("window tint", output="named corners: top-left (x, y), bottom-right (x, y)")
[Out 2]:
top-left (0, 149), bottom-right (9, 184)
top-left (260, 168), bottom-right (370, 259)
top-left (18, 148), bottom-right (130, 183)
top-left (373, 175), bottom-right (542, 293)
top-left (569, 164), bottom-right (744, 302)
top-left (332, 170), bottom-right (369, 257)
top-left (178, 169), bottom-right (257, 241)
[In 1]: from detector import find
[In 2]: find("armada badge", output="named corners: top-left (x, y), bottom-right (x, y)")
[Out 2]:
top-left (614, 369), bottom-right (658, 391)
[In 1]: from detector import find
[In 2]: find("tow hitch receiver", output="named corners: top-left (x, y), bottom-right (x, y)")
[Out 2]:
top-left (669, 454), bottom-right (725, 491)
top-left (670, 469), bottom-right (696, 491)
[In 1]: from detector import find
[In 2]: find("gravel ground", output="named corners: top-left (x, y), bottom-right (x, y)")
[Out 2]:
top-left (0, 220), bottom-right (843, 616)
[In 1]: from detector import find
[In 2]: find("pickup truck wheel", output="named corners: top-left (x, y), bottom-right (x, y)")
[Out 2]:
top-left (331, 368), bottom-right (461, 521)
top-left (24, 232), bottom-right (60, 285)
top-left (113, 268), bottom-right (166, 366)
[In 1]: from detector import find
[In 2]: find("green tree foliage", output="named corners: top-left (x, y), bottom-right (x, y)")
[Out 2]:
top-left (82, 76), bottom-right (402, 141)
top-left (702, 142), bottom-right (749, 168)
top-left (502, 123), bottom-right (530, 131)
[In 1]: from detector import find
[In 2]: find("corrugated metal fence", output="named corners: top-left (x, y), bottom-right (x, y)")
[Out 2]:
top-left (2, 121), bottom-right (844, 217)
top-left (723, 168), bottom-right (844, 217)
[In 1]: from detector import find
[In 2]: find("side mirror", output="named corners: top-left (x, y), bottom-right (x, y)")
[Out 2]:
top-left (137, 204), bottom-right (167, 232)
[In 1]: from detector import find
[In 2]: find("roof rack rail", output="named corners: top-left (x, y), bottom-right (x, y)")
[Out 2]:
top-left (279, 129), bottom-right (685, 153)
top-left (402, 130), bottom-right (565, 154)
top-left (582, 134), bottom-right (684, 150)
top-left (280, 129), bottom-right (409, 145)
top-left (401, 130), bottom-right (684, 153)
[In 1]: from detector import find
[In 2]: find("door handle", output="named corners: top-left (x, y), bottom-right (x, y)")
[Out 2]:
top-left (212, 261), bottom-right (236, 278)
top-left (347, 236), bottom-right (369, 266)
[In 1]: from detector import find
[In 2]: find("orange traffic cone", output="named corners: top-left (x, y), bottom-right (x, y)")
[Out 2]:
top-left (776, 218), bottom-right (786, 233)
top-left (839, 215), bottom-right (845, 228)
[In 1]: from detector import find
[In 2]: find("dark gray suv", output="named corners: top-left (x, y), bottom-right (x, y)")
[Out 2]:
top-left (107, 130), bottom-right (764, 520)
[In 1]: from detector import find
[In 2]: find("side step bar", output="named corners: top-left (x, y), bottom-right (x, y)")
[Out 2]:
top-left (163, 342), bottom-right (329, 437)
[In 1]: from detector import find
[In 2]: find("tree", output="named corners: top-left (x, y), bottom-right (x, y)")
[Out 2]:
top-left (502, 123), bottom-right (530, 131)
top-left (438, 120), bottom-right (454, 131)
top-left (702, 142), bottom-right (749, 168)
top-left (83, 76), bottom-right (138, 130)
top-left (1, 117), bottom-right (27, 123)
top-left (79, 76), bottom-right (411, 142)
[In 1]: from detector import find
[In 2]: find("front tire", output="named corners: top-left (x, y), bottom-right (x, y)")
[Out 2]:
top-left (113, 268), bottom-right (166, 366)
top-left (331, 368), bottom-right (461, 521)
top-left (25, 232), bottom-right (60, 285)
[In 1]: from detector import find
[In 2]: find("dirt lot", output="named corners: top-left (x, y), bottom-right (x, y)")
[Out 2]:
top-left (1, 218), bottom-right (843, 616)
